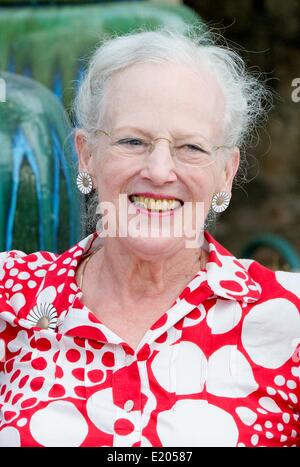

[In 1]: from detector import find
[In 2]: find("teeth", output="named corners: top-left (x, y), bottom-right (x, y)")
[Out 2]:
top-left (162, 200), bottom-right (169, 210)
top-left (130, 195), bottom-right (182, 211)
top-left (149, 199), bottom-right (156, 210)
top-left (155, 200), bottom-right (162, 210)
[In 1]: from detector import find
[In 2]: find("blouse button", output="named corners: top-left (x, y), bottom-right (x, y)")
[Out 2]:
top-left (124, 400), bottom-right (134, 412)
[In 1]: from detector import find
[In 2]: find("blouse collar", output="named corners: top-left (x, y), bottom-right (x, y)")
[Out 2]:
top-left (47, 229), bottom-right (261, 306)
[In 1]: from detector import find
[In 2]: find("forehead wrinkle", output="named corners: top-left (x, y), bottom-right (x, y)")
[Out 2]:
top-left (103, 62), bottom-right (226, 142)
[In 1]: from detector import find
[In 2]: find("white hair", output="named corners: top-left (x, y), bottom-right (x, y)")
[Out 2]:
top-left (74, 27), bottom-right (271, 153)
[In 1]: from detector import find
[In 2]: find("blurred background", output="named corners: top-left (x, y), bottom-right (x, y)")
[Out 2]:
top-left (0, 0), bottom-right (299, 270)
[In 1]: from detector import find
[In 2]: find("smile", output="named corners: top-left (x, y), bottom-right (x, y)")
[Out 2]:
top-left (128, 194), bottom-right (184, 214)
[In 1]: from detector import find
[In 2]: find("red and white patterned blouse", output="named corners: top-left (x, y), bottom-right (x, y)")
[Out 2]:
top-left (0, 230), bottom-right (299, 447)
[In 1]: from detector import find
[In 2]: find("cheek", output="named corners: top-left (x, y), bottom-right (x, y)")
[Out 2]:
top-left (190, 170), bottom-right (219, 201)
top-left (93, 156), bottom-right (132, 199)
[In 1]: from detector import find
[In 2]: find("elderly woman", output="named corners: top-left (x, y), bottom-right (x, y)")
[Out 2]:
top-left (0, 29), bottom-right (299, 448)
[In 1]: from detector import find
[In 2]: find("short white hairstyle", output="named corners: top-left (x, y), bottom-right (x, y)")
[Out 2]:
top-left (74, 27), bottom-right (271, 155)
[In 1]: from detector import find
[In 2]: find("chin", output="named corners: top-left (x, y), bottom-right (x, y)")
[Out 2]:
top-left (120, 235), bottom-right (186, 260)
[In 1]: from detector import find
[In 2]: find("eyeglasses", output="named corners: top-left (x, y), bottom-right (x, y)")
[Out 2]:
top-left (93, 129), bottom-right (232, 168)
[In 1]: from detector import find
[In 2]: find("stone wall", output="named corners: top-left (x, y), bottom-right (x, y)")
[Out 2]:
top-left (184, 0), bottom-right (300, 261)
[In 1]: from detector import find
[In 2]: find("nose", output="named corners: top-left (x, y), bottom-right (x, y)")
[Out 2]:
top-left (139, 138), bottom-right (177, 184)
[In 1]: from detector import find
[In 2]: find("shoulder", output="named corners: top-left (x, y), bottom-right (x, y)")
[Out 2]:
top-left (0, 249), bottom-right (61, 361)
top-left (239, 258), bottom-right (300, 354)
top-left (0, 249), bottom-right (58, 272)
top-left (0, 249), bottom-right (59, 297)
top-left (236, 259), bottom-right (300, 374)
top-left (0, 232), bottom-right (99, 309)
top-left (238, 257), bottom-right (300, 302)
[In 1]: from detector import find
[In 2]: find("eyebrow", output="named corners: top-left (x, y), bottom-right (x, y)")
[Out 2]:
top-left (113, 126), bottom-right (211, 142)
top-left (113, 126), bottom-right (150, 136)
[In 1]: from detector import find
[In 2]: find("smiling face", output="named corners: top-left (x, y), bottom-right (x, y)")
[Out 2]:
top-left (76, 61), bottom-right (239, 258)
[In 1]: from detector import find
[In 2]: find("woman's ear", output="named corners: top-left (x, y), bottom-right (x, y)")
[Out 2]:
top-left (221, 147), bottom-right (240, 192)
top-left (75, 129), bottom-right (92, 173)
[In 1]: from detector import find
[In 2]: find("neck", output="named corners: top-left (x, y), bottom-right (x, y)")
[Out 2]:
top-left (87, 238), bottom-right (207, 302)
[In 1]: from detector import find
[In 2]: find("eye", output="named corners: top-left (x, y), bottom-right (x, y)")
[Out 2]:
top-left (184, 144), bottom-right (209, 154)
top-left (117, 138), bottom-right (145, 146)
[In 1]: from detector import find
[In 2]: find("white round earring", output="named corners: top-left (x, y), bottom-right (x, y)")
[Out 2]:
top-left (76, 171), bottom-right (93, 194)
top-left (211, 191), bottom-right (231, 213)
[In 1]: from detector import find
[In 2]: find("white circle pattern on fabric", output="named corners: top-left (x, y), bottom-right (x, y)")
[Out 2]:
top-left (206, 345), bottom-right (258, 398)
top-left (18, 272), bottom-right (30, 280)
top-left (278, 390), bottom-right (288, 401)
top-left (0, 427), bottom-right (21, 447)
top-left (36, 286), bottom-right (57, 304)
top-left (9, 268), bottom-right (19, 276)
top-left (10, 293), bottom-right (25, 312)
top-left (257, 408), bottom-right (267, 415)
top-left (12, 284), bottom-right (23, 292)
top-left (274, 375), bottom-right (285, 386)
top-left (235, 407), bottom-right (257, 426)
top-left (287, 380), bottom-right (297, 389)
top-left (157, 399), bottom-right (239, 447)
top-left (0, 320), bottom-right (7, 332)
top-left (151, 346), bottom-right (175, 393)
top-left (34, 269), bottom-right (46, 277)
top-left (275, 271), bottom-right (300, 298)
top-left (283, 413), bottom-right (290, 423)
top-left (289, 393), bottom-right (298, 404)
top-left (16, 418), bottom-right (27, 428)
top-left (207, 301), bottom-right (242, 335)
top-left (87, 388), bottom-right (121, 434)
top-left (242, 298), bottom-right (300, 369)
top-left (259, 397), bottom-right (282, 413)
top-left (5, 279), bottom-right (13, 289)
top-left (175, 341), bottom-right (207, 394)
top-left (30, 401), bottom-right (88, 447)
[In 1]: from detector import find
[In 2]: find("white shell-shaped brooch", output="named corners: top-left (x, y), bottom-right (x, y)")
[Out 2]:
top-left (27, 302), bottom-right (58, 330)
